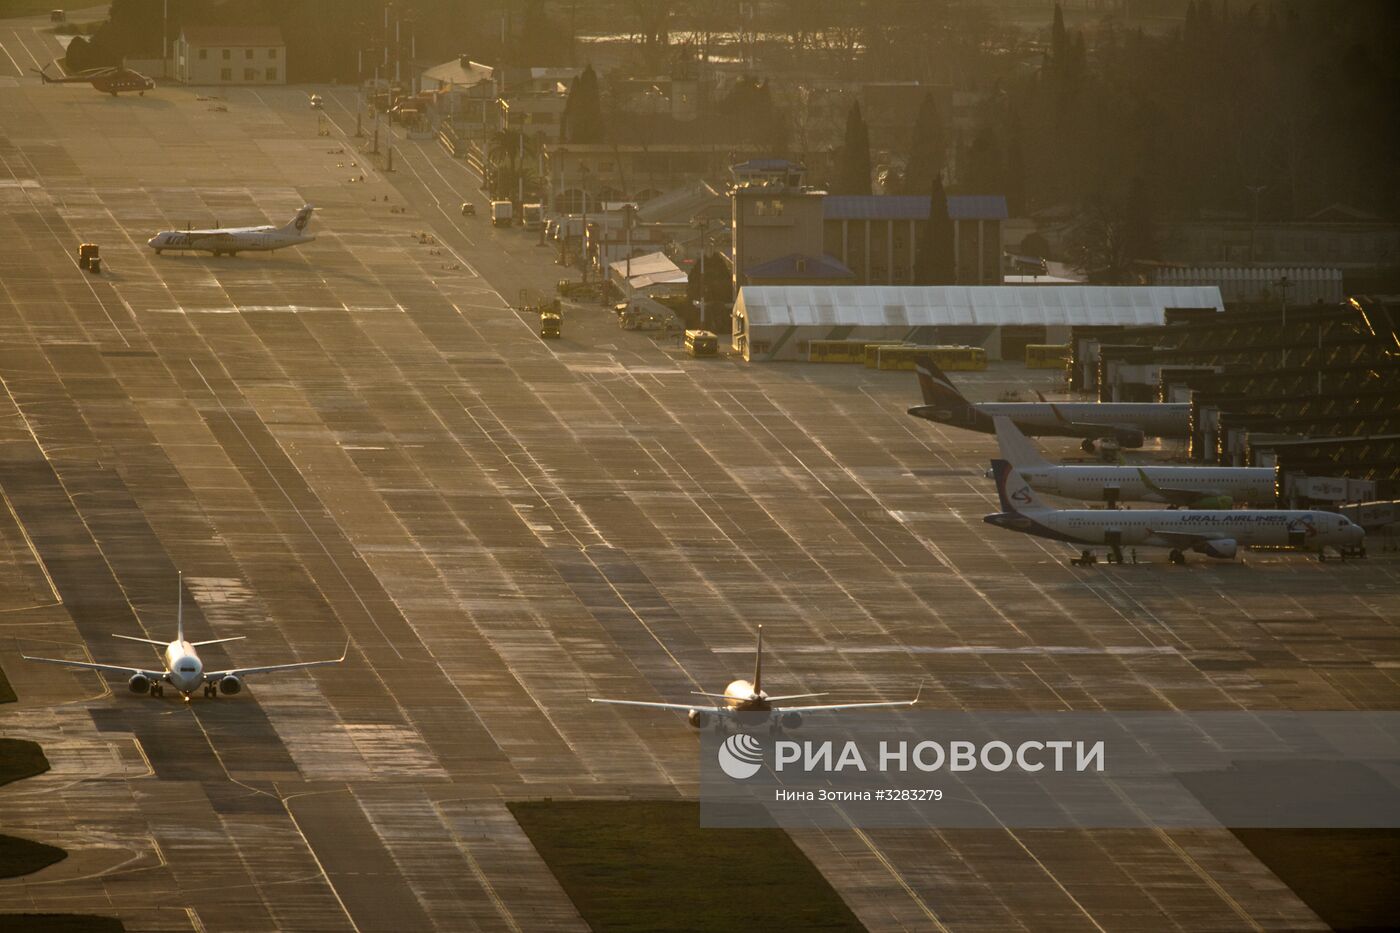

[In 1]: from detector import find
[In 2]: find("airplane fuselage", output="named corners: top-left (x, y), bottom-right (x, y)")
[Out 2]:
top-left (162, 640), bottom-right (205, 695)
top-left (722, 679), bottom-right (769, 711)
top-left (148, 228), bottom-right (315, 255)
top-left (912, 401), bottom-right (1190, 443)
top-left (985, 507), bottom-right (1362, 553)
top-left (1017, 464), bottom-right (1277, 506)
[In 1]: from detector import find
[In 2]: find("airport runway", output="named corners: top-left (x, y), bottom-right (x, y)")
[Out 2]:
top-left (0, 64), bottom-right (1397, 933)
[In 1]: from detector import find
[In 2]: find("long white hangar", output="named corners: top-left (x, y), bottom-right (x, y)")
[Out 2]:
top-left (730, 285), bottom-right (1225, 362)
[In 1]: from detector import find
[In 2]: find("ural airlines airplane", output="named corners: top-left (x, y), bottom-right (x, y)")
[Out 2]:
top-left (984, 459), bottom-right (1363, 565)
top-left (148, 205), bottom-right (316, 256)
top-left (908, 354), bottom-right (1189, 451)
top-left (590, 627), bottom-right (919, 730)
top-left (23, 575), bottom-right (346, 700)
top-left (993, 416), bottom-right (1277, 508)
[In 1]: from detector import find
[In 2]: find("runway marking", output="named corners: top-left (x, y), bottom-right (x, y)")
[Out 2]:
top-left (150, 304), bottom-right (405, 314)
top-left (0, 483), bottom-right (62, 604)
top-left (0, 37), bottom-right (21, 77)
top-left (714, 644), bottom-right (1181, 656)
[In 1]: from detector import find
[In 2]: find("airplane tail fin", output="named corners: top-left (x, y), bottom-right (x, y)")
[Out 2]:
top-left (908, 353), bottom-right (978, 423)
top-left (283, 205), bottom-right (314, 235)
top-left (991, 459), bottom-right (1052, 514)
top-left (993, 416), bottom-right (1050, 469)
top-left (176, 571), bottom-right (184, 644)
top-left (752, 625), bottom-right (762, 696)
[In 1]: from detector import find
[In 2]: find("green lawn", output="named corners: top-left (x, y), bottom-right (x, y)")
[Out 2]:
top-left (1232, 829), bottom-right (1400, 932)
top-left (509, 800), bottom-right (865, 933)
top-left (0, 738), bottom-right (49, 787)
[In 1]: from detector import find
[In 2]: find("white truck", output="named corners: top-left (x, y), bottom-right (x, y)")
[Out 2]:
top-left (522, 203), bottom-right (543, 231)
top-left (490, 200), bottom-right (514, 227)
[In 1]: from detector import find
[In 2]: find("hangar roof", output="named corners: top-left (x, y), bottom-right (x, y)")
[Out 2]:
top-left (733, 285), bottom-right (1225, 327)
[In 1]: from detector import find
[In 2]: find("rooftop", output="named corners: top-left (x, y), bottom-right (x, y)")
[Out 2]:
top-left (179, 25), bottom-right (285, 47)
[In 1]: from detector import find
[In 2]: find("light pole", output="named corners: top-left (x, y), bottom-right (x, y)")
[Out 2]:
top-left (694, 218), bottom-right (713, 331)
top-left (1277, 273), bottom-right (1292, 367)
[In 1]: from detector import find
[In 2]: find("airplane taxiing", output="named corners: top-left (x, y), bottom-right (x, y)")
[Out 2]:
top-left (984, 459), bottom-right (1364, 565)
top-left (908, 354), bottom-right (1189, 451)
top-left (33, 65), bottom-right (154, 95)
top-left (148, 205), bottom-right (316, 256)
top-left (23, 574), bottom-right (346, 700)
top-left (590, 626), bottom-right (920, 730)
top-left (993, 416), bottom-right (1277, 509)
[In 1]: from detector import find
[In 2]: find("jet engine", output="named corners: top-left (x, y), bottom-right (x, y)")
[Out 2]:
top-left (128, 673), bottom-right (151, 694)
top-left (1195, 539), bottom-right (1238, 559)
top-left (780, 711), bottom-right (802, 730)
top-left (218, 675), bottom-right (243, 695)
top-left (687, 709), bottom-right (710, 730)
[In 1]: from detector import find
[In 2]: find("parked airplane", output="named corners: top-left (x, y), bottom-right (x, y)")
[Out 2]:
top-left (147, 205), bottom-right (316, 256)
top-left (984, 459), bottom-right (1364, 565)
top-left (590, 626), bottom-right (919, 730)
top-left (907, 354), bottom-right (1189, 451)
top-left (993, 416), bottom-right (1276, 508)
top-left (33, 65), bottom-right (154, 95)
top-left (23, 574), bottom-right (346, 699)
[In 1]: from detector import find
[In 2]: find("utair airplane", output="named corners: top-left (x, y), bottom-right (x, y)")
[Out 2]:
top-left (147, 205), bottom-right (316, 256)
top-left (993, 416), bottom-right (1277, 509)
top-left (33, 64), bottom-right (154, 95)
top-left (984, 459), bottom-right (1364, 566)
top-left (908, 353), bottom-right (1189, 452)
top-left (589, 626), bottom-right (920, 731)
top-left (23, 574), bottom-right (347, 700)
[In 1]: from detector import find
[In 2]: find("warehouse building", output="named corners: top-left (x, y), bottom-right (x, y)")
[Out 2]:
top-left (730, 285), bottom-right (1224, 362)
top-left (174, 26), bottom-right (286, 86)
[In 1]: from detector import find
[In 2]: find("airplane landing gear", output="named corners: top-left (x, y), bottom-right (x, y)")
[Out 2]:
top-left (1169, 549), bottom-right (1187, 565)
top-left (203, 683), bottom-right (217, 698)
top-left (1070, 550), bottom-right (1098, 567)
top-left (149, 682), bottom-right (164, 697)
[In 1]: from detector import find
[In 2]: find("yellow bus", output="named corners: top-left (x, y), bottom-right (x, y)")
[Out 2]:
top-left (1026, 343), bottom-right (1070, 369)
top-left (872, 345), bottom-right (987, 372)
top-left (685, 330), bottom-right (718, 357)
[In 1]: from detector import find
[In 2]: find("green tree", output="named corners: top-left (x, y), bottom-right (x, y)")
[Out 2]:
top-left (834, 101), bottom-right (872, 195)
top-left (901, 92), bottom-right (945, 196)
top-left (915, 174), bottom-right (955, 284)
top-left (1123, 175), bottom-right (1154, 262)
top-left (562, 64), bottom-right (605, 144)
top-left (963, 127), bottom-right (1004, 194)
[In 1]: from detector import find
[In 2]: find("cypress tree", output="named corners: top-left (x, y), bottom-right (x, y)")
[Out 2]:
top-left (902, 92), bottom-right (945, 196)
top-left (915, 173), bottom-right (955, 285)
top-left (563, 65), bottom-right (604, 144)
top-left (835, 101), bottom-right (872, 196)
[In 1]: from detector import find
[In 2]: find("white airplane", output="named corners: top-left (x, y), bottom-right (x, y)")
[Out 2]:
top-left (147, 205), bottom-right (316, 256)
top-left (589, 626), bottom-right (920, 730)
top-left (908, 354), bottom-right (1189, 451)
top-left (23, 574), bottom-right (346, 700)
top-left (984, 459), bottom-right (1364, 565)
top-left (993, 416), bottom-right (1277, 508)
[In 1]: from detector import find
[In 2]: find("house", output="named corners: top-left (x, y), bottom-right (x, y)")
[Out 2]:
top-left (174, 25), bottom-right (285, 86)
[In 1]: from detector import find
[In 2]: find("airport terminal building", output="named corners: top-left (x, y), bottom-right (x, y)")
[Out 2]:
top-left (730, 285), bottom-right (1226, 361)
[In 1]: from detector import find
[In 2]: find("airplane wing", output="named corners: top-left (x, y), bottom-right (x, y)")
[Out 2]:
top-left (22, 655), bottom-right (164, 680)
top-left (1148, 529), bottom-right (1223, 549)
top-left (780, 698), bottom-right (919, 713)
top-left (1135, 469), bottom-right (1224, 506)
top-left (590, 697), bottom-right (726, 713)
top-left (204, 642), bottom-right (348, 680)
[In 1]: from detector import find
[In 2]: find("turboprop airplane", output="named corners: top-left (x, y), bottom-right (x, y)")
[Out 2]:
top-left (589, 626), bottom-right (920, 730)
top-left (23, 574), bottom-right (346, 700)
top-left (984, 459), bottom-right (1364, 565)
top-left (993, 416), bottom-right (1277, 508)
top-left (908, 354), bottom-right (1189, 451)
top-left (33, 65), bottom-right (154, 95)
top-left (147, 205), bottom-right (316, 256)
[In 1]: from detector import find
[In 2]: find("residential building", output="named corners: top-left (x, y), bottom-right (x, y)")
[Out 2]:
top-left (174, 25), bottom-right (285, 86)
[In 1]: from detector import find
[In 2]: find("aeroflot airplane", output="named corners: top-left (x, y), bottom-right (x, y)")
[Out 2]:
top-left (908, 354), bottom-right (1189, 451)
top-left (984, 459), bottom-right (1363, 565)
top-left (993, 416), bottom-right (1277, 508)
top-left (590, 626), bottom-right (919, 730)
top-left (147, 205), bottom-right (316, 256)
top-left (23, 574), bottom-right (346, 700)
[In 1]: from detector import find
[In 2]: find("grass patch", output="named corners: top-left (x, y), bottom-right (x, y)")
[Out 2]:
top-left (0, 835), bottom-right (65, 878)
top-left (0, 916), bottom-right (124, 932)
top-left (1233, 829), bottom-right (1400, 932)
top-left (0, 738), bottom-right (49, 787)
top-left (509, 800), bottom-right (865, 933)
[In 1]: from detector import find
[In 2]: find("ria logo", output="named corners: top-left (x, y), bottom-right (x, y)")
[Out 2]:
top-left (1287, 514), bottom-right (1317, 537)
top-left (717, 732), bottom-right (764, 780)
top-left (1010, 485), bottom-right (1034, 506)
